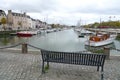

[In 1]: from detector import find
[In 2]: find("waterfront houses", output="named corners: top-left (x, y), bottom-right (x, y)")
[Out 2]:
top-left (7, 10), bottom-right (48, 30)
top-left (7, 10), bottom-right (31, 30)
top-left (1, 9), bottom-right (67, 31)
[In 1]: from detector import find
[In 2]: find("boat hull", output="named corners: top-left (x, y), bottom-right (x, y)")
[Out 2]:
top-left (85, 35), bottom-right (116, 47)
top-left (17, 32), bottom-right (33, 37)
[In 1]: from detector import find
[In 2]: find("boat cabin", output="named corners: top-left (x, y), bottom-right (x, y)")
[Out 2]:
top-left (89, 33), bottom-right (110, 42)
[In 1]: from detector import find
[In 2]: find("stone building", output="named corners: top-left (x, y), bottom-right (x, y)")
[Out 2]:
top-left (7, 10), bottom-right (32, 30)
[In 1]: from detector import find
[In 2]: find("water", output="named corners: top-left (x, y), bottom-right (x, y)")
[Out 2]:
top-left (0, 29), bottom-right (120, 54)
top-left (28, 29), bottom-right (86, 52)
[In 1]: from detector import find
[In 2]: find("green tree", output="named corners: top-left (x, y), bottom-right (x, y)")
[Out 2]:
top-left (92, 22), bottom-right (99, 28)
top-left (1, 17), bottom-right (7, 30)
top-left (51, 24), bottom-right (57, 28)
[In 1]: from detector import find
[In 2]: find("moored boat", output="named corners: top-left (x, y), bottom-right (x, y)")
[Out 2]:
top-left (85, 32), bottom-right (117, 46)
top-left (74, 28), bottom-right (94, 38)
top-left (17, 31), bottom-right (33, 37)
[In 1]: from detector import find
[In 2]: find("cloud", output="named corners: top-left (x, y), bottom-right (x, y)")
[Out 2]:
top-left (1, 0), bottom-right (58, 12)
top-left (1, 0), bottom-right (120, 25)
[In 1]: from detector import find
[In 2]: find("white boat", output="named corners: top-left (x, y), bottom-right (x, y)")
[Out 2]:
top-left (74, 28), bottom-right (94, 38)
top-left (29, 31), bottom-right (38, 35)
top-left (85, 33), bottom-right (117, 46)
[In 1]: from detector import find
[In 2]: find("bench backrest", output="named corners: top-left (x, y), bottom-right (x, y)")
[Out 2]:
top-left (41, 49), bottom-right (106, 67)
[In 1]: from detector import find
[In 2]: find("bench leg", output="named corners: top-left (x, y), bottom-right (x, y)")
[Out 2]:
top-left (47, 61), bottom-right (49, 69)
top-left (97, 66), bottom-right (99, 71)
top-left (42, 61), bottom-right (45, 73)
top-left (101, 71), bottom-right (104, 80)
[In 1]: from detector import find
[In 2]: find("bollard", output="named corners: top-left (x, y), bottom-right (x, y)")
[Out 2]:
top-left (104, 47), bottom-right (110, 60)
top-left (22, 43), bottom-right (28, 53)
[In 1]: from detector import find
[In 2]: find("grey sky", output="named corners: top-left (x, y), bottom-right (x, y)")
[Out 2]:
top-left (1, 0), bottom-right (120, 25)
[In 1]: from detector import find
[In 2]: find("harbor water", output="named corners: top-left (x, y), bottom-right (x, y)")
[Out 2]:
top-left (0, 29), bottom-right (120, 55)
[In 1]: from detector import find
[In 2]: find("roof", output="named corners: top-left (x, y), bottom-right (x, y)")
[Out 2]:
top-left (12, 12), bottom-right (26, 17)
top-left (0, 10), bottom-right (6, 16)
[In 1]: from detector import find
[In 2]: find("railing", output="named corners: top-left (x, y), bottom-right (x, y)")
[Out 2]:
top-left (0, 42), bottom-right (120, 58)
top-left (0, 43), bottom-right (41, 53)
top-left (0, 43), bottom-right (21, 49)
top-left (27, 43), bottom-right (41, 50)
top-left (111, 47), bottom-right (120, 51)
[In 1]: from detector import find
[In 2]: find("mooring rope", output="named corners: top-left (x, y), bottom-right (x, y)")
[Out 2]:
top-left (0, 42), bottom-right (41, 50)
top-left (0, 43), bottom-right (22, 49)
top-left (111, 47), bottom-right (120, 52)
top-left (27, 43), bottom-right (41, 50)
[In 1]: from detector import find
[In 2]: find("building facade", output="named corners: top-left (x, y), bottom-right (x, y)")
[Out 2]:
top-left (7, 10), bottom-right (49, 30)
top-left (0, 10), bottom-right (7, 29)
top-left (7, 10), bottom-right (32, 30)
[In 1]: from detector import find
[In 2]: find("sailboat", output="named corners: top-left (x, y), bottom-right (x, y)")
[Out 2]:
top-left (74, 28), bottom-right (94, 38)
top-left (74, 20), bottom-right (94, 38)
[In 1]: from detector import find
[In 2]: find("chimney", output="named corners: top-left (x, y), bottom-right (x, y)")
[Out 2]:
top-left (8, 10), bottom-right (12, 13)
top-left (24, 12), bottom-right (26, 15)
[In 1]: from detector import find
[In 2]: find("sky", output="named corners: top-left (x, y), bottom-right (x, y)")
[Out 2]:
top-left (1, 0), bottom-right (120, 26)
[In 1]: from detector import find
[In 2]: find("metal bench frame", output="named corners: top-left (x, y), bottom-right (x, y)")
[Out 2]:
top-left (41, 49), bottom-right (106, 80)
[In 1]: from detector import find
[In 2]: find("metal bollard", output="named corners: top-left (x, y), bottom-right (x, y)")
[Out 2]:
top-left (104, 47), bottom-right (110, 60)
top-left (22, 43), bottom-right (28, 53)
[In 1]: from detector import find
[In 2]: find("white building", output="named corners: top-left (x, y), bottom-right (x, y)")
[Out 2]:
top-left (31, 18), bottom-right (36, 29)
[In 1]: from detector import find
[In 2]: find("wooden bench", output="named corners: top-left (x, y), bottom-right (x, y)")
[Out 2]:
top-left (41, 49), bottom-right (106, 80)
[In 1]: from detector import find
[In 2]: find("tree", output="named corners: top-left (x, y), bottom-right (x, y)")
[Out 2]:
top-left (1, 17), bottom-right (7, 30)
top-left (51, 24), bottom-right (55, 28)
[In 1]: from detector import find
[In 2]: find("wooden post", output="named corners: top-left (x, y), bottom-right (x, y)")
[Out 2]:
top-left (104, 47), bottom-right (110, 60)
top-left (22, 43), bottom-right (28, 53)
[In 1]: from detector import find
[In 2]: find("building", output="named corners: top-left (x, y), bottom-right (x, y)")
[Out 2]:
top-left (35, 19), bottom-right (49, 29)
top-left (31, 18), bottom-right (36, 29)
top-left (0, 10), bottom-right (7, 29)
top-left (7, 10), bottom-right (49, 30)
top-left (26, 15), bottom-right (32, 29)
top-left (7, 10), bottom-right (31, 30)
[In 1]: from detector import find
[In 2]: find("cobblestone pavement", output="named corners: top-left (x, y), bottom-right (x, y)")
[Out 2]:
top-left (0, 50), bottom-right (120, 80)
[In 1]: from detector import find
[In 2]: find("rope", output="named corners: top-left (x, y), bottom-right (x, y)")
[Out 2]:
top-left (111, 47), bottom-right (120, 51)
top-left (0, 42), bottom-right (41, 50)
top-left (27, 43), bottom-right (41, 50)
top-left (1, 42), bottom-right (120, 52)
top-left (0, 43), bottom-right (22, 49)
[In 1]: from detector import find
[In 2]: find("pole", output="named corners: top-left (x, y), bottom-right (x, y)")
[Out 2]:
top-left (104, 47), bottom-right (110, 59)
top-left (22, 43), bottom-right (28, 53)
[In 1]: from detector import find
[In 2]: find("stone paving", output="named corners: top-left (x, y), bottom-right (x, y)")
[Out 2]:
top-left (0, 50), bottom-right (120, 80)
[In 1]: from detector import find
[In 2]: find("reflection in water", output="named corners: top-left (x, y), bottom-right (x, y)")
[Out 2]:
top-left (0, 36), bottom-right (17, 46)
top-left (0, 36), bottom-right (30, 46)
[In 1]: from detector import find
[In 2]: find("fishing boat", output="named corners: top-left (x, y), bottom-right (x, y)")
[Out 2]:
top-left (17, 31), bottom-right (33, 37)
top-left (85, 32), bottom-right (117, 46)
